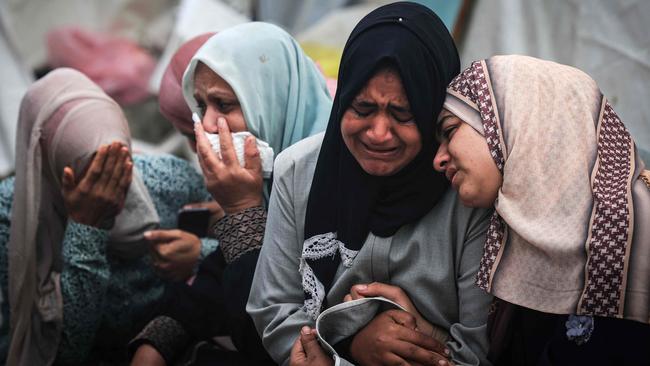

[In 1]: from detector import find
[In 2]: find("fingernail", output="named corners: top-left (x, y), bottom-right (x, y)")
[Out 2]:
top-left (438, 361), bottom-right (448, 366)
top-left (444, 348), bottom-right (450, 356)
top-left (144, 231), bottom-right (152, 239)
top-left (217, 117), bottom-right (226, 129)
top-left (301, 326), bottom-right (311, 335)
top-left (192, 112), bottom-right (201, 125)
top-left (356, 284), bottom-right (367, 291)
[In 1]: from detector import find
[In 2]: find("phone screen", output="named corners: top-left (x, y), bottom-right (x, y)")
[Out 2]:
top-left (177, 208), bottom-right (211, 237)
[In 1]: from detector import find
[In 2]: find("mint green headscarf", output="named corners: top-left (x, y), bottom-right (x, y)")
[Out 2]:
top-left (182, 22), bottom-right (332, 155)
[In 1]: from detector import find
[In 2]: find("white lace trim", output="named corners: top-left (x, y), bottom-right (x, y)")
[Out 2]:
top-left (299, 232), bottom-right (359, 319)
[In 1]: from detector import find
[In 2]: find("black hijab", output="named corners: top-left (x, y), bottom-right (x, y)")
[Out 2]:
top-left (301, 2), bottom-right (460, 318)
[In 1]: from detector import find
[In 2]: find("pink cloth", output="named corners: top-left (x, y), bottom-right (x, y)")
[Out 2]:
top-left (159, 33), bottom-right (215, 137)
top-left (47, 26), bottom-right (155, 106)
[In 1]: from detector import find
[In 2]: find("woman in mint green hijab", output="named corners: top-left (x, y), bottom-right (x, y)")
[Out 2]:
top-left (184, 21), bottom-right (332, 154)
top-left (130, 22), bottom-right (332, 365)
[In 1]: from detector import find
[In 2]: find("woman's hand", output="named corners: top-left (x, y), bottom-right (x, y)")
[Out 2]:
top-left (145, 229), bottom-right (201, 281)
top-left (62, 142), bottom-right (132, 228)
top-left (350, 309), bottom-right (452, 366)
top-left (290, 326), bottom-right (333, 366)
top-left (194, 117), bottom-right (263, 214)
top-left (344, 282), bottom-right (437, 337)
top-left (130, 344), bottom-right (166, 366)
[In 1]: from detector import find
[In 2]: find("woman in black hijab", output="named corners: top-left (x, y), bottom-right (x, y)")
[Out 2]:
top-left (248, 3), bottom-right (493, 365)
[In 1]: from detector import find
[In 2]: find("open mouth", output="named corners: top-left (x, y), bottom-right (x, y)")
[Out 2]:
top-left (361, 141), bottom-right (399, 158)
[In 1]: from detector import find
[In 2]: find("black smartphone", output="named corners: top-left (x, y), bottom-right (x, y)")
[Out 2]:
top-left (177, 207), bottom-right (211, 237)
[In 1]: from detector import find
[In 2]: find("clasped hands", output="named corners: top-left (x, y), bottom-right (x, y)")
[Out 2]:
top-left (290, 282), bottom-right (454, 366)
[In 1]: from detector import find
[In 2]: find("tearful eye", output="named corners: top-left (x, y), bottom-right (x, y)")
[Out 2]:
top-left (443, 126), bottom-right (457, 139)
top-left (350, 106), bottom-right (372, 118)
top-left (393, 113), bottom-right (414, 124)
top-left (196, 101), bottom-right (207, 115)
top-left (217, 100), bottom-right (239, 114)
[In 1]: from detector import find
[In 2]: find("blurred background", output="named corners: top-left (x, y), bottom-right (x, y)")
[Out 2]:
top-left (1, 0), bottom-right (649, 178)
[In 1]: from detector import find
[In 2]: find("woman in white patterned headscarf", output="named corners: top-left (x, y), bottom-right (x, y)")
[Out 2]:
top-left (434, 54), bottom-right (650, 365)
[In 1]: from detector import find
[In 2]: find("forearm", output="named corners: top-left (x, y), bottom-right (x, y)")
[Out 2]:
top-left (129, 316), bottom-right (190, 365)
top-left (58, 221), bottom-right (111, 363)
top-left (212, 206), bottom-right (266, 264)
top-left (448, 209), bottom-right (493, 366)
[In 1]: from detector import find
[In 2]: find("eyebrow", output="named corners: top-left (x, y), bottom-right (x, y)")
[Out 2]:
top-left (194, 89), bottom-right (237, 102)
top-left (351, 99), bottom-right (411, 111)
top-left (351, 99), bottom-right (376, 108)
top-left (390, 104), bottom-right (412, 113)
top-left (437, 113), bottom-right (453, 124)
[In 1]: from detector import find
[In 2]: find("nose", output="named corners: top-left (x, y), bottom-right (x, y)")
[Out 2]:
top-left (202, 105), bottom-right (222, 134)
top-left (433, 141), bottom-right (449, 172)
top-left (366, 114), bottom-right (393, 144)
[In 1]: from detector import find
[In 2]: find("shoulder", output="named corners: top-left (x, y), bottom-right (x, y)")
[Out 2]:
top-left (133, 153), bottom-right (195, 172)
top-left (0, 177), bottom-right (15, 217)
top-left (133, 154), bottom-right (201, 180)
top-left (418, 189), bottom-right (492, 243)
top-left (273, 132), bottom-right (323, 178)
top-left (0, 177), bottom-right (14, 204)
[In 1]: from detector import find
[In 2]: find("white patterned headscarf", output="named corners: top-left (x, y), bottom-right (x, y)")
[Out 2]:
top-left (444, 55), bottom-right (650, 324)
top-left (7, 68), bottom-right (159, 365)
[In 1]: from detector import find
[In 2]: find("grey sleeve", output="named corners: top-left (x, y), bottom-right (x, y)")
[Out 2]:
top-left (246, 158), bottom-right (314, 365)
top-left (447, 209), bottom-right (493, 366)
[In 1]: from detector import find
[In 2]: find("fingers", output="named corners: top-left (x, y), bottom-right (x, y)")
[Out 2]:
top-left (106, 146), bottom-right (130, 191)
top-left (194, 120), bottom-right (223, 173)
top-left (299, 327), bottom-right (318, 351)
top-left (98, 142), bottom-right (122, 186)
top-left (78, 144), bottom-right (109, 192)
top-left (380, 311), bottom-right (450, 365)
top-left (355, 282), bottom-right (408, 304)
top-left (387, 309), bottom-right (418, 330)
top-left (348, 284), bottom-right (367, 301)
top-left (392, 339), bottom-right (451, 366)
top-left (217, 117), bottom-right (238, 166)
top-left (301, 327), bottom-right (331, 359)
top-left (394, 323), bottom-right (448, 357)
top-left (184, 200), bottom-right (222, 213)
top-left (61, 166), bottom-right (76, 193)
top-left (290, 333), bottom-right (307, 365)
top-left (343, 294), bottom-right (353, 302)
top-left (118, 160), bottom-right (133, 193)
top-left (244, 135), bottom-right (262, 173)
top-left (144, 229), bottom-right (184, 244)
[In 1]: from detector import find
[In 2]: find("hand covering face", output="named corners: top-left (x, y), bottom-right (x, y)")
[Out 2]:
top-left (7, 68), bottom-right (159, 366)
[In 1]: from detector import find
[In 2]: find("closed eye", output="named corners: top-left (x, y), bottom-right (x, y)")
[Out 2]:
top-left (350, 101), bottom-right (375, 117)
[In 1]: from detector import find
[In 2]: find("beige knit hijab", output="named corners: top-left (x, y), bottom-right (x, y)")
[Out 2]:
top-left (7, 68), bottom-right (159, 365)
top-left (445, 55), bottom-right (650, 324)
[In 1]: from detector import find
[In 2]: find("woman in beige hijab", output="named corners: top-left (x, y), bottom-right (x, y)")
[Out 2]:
top-left (434, 55), bottom-right (650, 365)
top-left (0, 68), bottom-right (216, 365)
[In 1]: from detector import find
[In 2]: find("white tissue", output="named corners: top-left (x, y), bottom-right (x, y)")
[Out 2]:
top-left (193, 113), bottom-right (274, 178)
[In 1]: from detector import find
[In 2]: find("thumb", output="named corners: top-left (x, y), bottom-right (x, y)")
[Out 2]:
top-left (300, 327), bottom-right (328, 359)
top-left (61, 167), bottom-right (76, 192)
top-left (244, 135), bottom-right (262, 174)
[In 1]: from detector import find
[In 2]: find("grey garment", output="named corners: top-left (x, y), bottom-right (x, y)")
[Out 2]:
top-left (247, 133), bottom-right (494, 366)
top-left (314, 296), bottom-right (450, 366)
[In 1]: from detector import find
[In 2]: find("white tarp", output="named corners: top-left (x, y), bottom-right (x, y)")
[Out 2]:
top-left (460, 0), bottom-right (650, 152)
top-left (148, 0), bottom-right (249, 93)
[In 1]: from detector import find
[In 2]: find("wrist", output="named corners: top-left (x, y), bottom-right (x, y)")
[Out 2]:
top-left (222, 197), bottom-right (263, 215)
